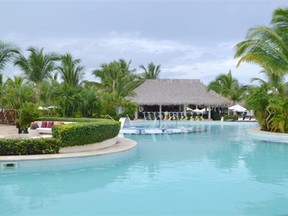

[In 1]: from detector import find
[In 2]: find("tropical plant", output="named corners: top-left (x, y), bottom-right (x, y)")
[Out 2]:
top-left (17, 101), bottom-right (40, 133)
top-left (78, 85), bottom-right (99, 117)
top-left (55, 84), bottom-right (81, 117)
top-left (235, 7), bottom-right (288, 133)
top-left (207, 70), bottom-right (246, 104)
top-left (245, 86), bottom-right (270, 130)
top-left (1, 76), bottom-right (34, 112)
top-left (250, 69), bottom-right (286, 94)
top-left (139, 62), bottom-right (161, 79)
top-left (98, 92), bottom-right (137, 119)
top-left (235, 8), bottom-right (288, 76)
top-left (92, 59), bottom-right (142, 97)
top-left (14, 47), bottom-right (59, 101)
top-left (57, 53), bottom-right (85, 87)
top-left (267, 94), bottom-right (288, 133)
top-left (0, 41), bottom-right (19, 73)
top-left (39, 79), bottom-right (61, 108)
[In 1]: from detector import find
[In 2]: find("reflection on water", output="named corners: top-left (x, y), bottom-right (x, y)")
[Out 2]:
top-left (1, 122), bottom-right (288, 215)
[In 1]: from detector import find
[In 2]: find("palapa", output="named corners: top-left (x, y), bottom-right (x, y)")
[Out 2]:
top-left (129, 79), bottom-right (230, 106)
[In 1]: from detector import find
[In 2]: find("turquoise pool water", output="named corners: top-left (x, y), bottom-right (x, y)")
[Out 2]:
top-left (1, 122), bottom-right (288, 215)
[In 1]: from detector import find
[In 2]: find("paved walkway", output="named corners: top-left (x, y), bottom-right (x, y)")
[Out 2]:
top-left (0, 124), bottom-right (19, 138)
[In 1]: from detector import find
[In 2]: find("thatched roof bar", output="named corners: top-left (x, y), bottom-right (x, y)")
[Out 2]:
top-left (129, 79), bottom-right (229, 106)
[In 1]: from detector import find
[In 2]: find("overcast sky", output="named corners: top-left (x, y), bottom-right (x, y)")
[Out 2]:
top-left (1, 0), bottom-right (287, 84)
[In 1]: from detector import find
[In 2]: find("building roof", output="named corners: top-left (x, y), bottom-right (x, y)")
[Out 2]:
top-left (129, 79), bottom-right (230, 106)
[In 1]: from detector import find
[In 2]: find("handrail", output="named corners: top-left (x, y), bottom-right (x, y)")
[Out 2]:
top-left (105, 115), bottom-right (115, 121)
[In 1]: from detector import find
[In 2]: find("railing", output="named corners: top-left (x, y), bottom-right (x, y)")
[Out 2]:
top-left (105, 114), bottom-right (115, 121)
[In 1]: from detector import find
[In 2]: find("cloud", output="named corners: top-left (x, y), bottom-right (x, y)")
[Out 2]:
top-left (2, 32), bottom-right (263, 84)
top-left (162, 58), bottom-right (263, 85)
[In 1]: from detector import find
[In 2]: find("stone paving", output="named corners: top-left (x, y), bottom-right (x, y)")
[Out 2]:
top-left (0, 124), bottom-right (18, 138)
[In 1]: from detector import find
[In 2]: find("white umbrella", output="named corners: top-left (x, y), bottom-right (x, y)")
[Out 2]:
top-left (228, 104), bottom-right (247, 112)
top-left (193, 108), bottom-right (204, 114)
top-left (200, 107), bottom-right (211, 113)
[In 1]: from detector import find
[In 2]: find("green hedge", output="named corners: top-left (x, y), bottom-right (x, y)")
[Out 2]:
top-left (223, 114), bottom-right (239, 121)
top-left (0, 117), bottom-right (120, 155)
top-left (52, 120), bottom-right (120, 147)
top-left (0, 138), bottom-right (61, 155)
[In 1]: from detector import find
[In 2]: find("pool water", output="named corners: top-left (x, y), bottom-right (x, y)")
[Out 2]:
top-left (1, 122), bottom-right (288, 215)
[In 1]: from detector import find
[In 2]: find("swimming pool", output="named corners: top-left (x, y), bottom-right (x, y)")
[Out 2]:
top-left (1, 122), bottom-right (288, 215)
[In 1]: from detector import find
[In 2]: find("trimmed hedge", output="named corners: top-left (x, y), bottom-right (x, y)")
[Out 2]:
top-left (52, 120), bottom-right (120, 147)
top-left (0, 117), bottom-right (120, 155)
top-left (0, 138), bottom-right (61, 155)
top-left (223, 114), bottom-right (239, 121)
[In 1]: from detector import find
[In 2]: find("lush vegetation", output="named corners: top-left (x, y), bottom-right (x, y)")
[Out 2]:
top-left (1, 6), bottom-right (288, 135)
top-left (235, 7), bottom-right (288, 133)
top-left (0, 138), bottom-right (61, 155)
top-left (207, 70), bottom-right (247, 105)
top-left (0, 41), bottom-right (162, 127)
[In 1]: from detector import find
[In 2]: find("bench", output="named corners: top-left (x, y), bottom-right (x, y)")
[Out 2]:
top-left (29, 121), bottom-right (73, 135)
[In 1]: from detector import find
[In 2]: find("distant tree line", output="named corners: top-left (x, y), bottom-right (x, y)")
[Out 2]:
top-left (0, 42), bottom-right (161, 120)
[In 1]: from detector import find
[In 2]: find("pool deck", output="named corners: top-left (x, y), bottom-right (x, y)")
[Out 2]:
top-left (0, 124), bottom-right (137, 161)
top-left (248, 127), bottom-right (288, 143)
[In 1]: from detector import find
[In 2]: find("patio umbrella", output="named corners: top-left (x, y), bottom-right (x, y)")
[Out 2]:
top-left (228, 104), bottom-right (247, 112)
top-left (193, 108), bottom-right (204, 114)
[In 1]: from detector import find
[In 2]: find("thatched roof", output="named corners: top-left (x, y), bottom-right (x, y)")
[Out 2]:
top-left (129, 79), bottom-right (230, 106)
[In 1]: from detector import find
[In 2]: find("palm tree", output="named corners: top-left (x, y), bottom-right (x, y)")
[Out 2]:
top-left (14, 47), bottom-right (59, 101)
top-left (57, 53), bottom-right (85, 87)
top-left (56, 84), bottom-right (82, 117)
top-left (0, 42), bottom-right (18, 105)
top-left (2, 76), bottom-right (34, 111)
top-left (250, 69), bottom-right (286, 94)
top-left (245, 85), bottom-right (270, 130)
top-left (207, 70), bottom-right (246, 104)
top-left (235, 7), bottom-right (288, 133)
top-left (92, 59), bottom-right (141, 97)
top-left (139, 62), bottom-right (161, 79)
top-left (78, 85), bottom-right (99, 117)
top-left (234, 8), bottom-right (288, 77)
top-left (0, 41), bottom-right (19, 73)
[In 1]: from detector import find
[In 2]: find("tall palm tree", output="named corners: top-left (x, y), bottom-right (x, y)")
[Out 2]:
top-left (207, 70), bottom-right (245, 104)
top-left (14, 47), bottom-right (59, 101)
top-left (57, 53), bottom-right (85, 87)
top-left (139, 62), bottom-right (161, 79)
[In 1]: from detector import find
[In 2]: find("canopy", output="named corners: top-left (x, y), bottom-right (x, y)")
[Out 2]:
top-left (228, 104), bottom-right (247, 112)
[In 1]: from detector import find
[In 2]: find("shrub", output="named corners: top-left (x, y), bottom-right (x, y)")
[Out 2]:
top-left (0, 138), bottom-right (61, 156)
top-left (211, 113), bottom-right (220, 120)
top-left (52, 120), bottom-right (120, 147)
top-left (0, 117), bottom-right (119, 155)
top-left (17, 102), bottom-right (40, 133)
top-left (223, 114), bottom-right (239, 121)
